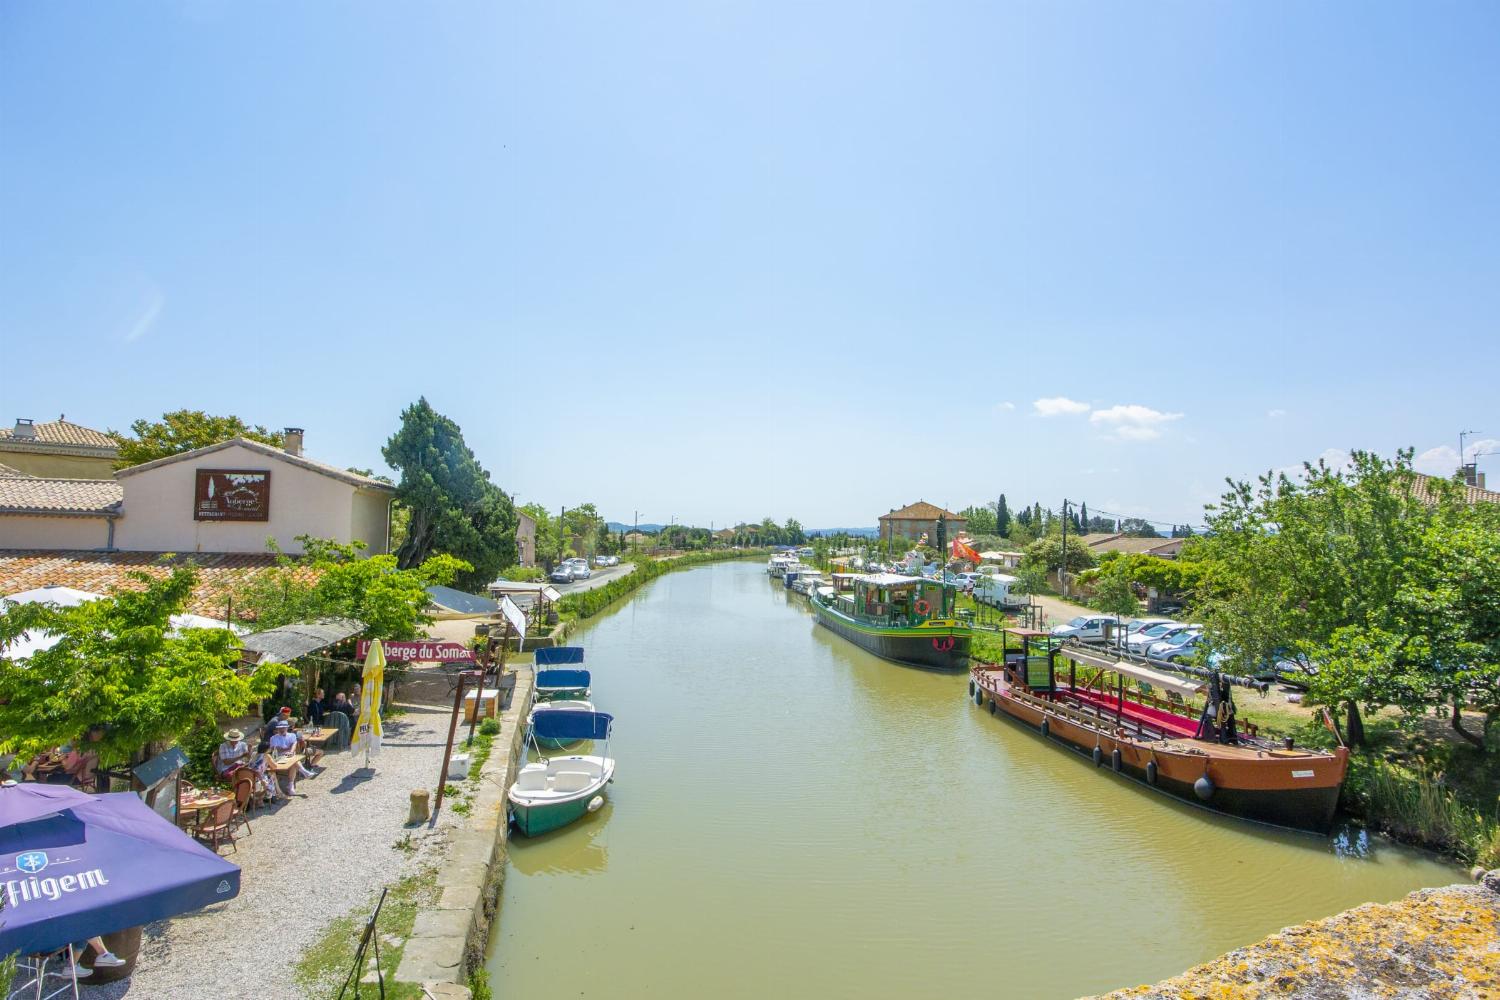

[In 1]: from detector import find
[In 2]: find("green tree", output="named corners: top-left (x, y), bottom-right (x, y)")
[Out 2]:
top-left (0, 569), bottom-right (288, 763)
top-left (229, 536), bottom-right (469, 640)
top-left (521, 503), bottom-right (568, 570)
top-left (1192, 450), bottom-right (1449, 746)
top-left (961, 504), bottom-right (997, 535)
top-left (1024, 535), bottom-right (1096, 574)
top-left (1088, 559), bottom-right (1141, 617)
top-left (783, 518), bottom-right (805, 545)
top-left (382, 398), bottom-right (517, 588)
top-left (996, 494), bottom-right (1012, 537)
top-left (109, 409), bottom-right (283, 469)
top-left (1118, 517), bottom-right (1161, 538)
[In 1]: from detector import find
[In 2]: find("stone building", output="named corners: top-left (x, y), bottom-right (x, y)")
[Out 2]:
top-left (877, 501), bottom-right (967, 546)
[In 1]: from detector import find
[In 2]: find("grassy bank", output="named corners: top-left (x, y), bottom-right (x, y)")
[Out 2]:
top-left (295, 867), bottom-right (439, 1000)
top-left (557, 548), bottom-right (770, 620)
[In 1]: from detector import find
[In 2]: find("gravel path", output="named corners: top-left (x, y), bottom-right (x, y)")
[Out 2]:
top-left (64, 675), bottom-right (462, 1000)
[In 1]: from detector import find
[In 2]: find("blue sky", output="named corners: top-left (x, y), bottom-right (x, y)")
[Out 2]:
top-left (3, 1), bottom-right (1496, 530)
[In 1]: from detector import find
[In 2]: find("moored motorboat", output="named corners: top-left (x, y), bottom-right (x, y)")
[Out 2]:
top-left (529, 699), bottom-right (597, 749)
top-left (810, 572), bottom-right (971, 670)
top-left (509, 710), bottom-right (615, 836)
top-left (970, 629), bottom-right (1349, 833)
top-left (534, 645), bottom-right (590, 701)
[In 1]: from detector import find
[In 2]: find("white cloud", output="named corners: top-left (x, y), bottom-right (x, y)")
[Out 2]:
top-left (1033, 396), bottom-right (1090, 417)
top-left (123, 287), bottom-right (165, 343)
top-left (1414, 438), bottom-right (1500, 476)
top-left (1273, 447), bottom-right (1353, 481)
top-left (994, 401), bottom-right (1016, 413)
top-left (1089, 403), bottom-right (1184, 441)
top-left (1267, 408), bottom-right (1287, 419)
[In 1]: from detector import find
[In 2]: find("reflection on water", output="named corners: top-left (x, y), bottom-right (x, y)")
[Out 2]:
top-left (487, 561), bottom-right (1457, 1000)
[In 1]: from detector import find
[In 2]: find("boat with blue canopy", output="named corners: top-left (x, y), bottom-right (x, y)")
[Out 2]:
top-left (534, 667), bottom-right (590, 701)
top-left (508, 710), bottom-right (616, 836)
top-left (528, 699), bottom-right (597, 749)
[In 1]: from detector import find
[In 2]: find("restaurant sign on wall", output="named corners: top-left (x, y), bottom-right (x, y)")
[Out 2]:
top-left (194, 469), bottom-right (271, 522)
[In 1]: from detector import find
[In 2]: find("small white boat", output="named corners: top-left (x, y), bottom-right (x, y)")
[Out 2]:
top-left (509, 711), bottom-right (615, 837)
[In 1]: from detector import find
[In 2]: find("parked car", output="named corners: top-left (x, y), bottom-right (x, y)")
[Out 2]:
top-left (564, 558), bottom-right (592, 580)
top-left (953, 572), bottom-right (983, 593)
top-left (1147, 628), bottom-right (1204, 661)
top-left (1049, 614), bottom-right (1121, 642)
top-left (549, 564), bottom-right (577, 583)
top-left (1124, 617), bottom-right (1175, 637)
top-left (594, 554), bottom-right (619, 567)
top-left (1125, 620), bottom-right (1186, 653)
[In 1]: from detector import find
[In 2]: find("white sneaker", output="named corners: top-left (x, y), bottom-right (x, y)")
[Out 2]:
top-left (93, 951), bottom-right (127, 968)
top-left (66, 964), bottom-right (94, 979)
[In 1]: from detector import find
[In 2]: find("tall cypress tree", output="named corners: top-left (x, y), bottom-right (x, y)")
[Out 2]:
top-left (1080, 501), bottom-right (1090, 532)
top-left (996, 494), bottom-right (1011, 537)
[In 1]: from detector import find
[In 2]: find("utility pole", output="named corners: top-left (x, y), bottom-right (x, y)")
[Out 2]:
top-left (1060, 498), bottom-right (1069, 598)
top-left (1460, 429), bottom-right (1482, 480)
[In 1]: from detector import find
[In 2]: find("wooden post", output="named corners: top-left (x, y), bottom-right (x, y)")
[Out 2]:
top-left (434, 670), bottom-right (478, 813)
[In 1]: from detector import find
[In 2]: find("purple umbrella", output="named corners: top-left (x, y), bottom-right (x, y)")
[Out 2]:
top-left (0, 787), bottom-right (240, 956)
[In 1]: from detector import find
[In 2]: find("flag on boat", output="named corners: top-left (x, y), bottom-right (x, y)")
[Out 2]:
top-left (951, 539), bottom-right (981, 564)
top-left (352, 638), bottom-right (385, 759)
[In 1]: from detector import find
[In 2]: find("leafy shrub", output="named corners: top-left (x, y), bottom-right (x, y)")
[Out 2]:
top-left (479, 717), bottom-right (500, 736)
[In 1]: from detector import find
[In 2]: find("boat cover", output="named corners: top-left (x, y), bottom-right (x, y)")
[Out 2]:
top-left (536, 668), bottom-right (591, 689)
top-left (1059, 647), bottom-right (1205, 697)
top-left (535, 646), bottom-right (585, 665)
top-left (532, 710), bottom-right (613, 742)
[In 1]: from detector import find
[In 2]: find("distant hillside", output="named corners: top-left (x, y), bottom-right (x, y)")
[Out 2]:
top-left (808, 527), bottom-right (879, 538)
top-left (606, 521), bottom-right (665, 534)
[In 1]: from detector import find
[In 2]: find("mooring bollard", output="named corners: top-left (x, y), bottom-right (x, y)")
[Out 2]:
top-left (408, 788), bottom-right (431, 825)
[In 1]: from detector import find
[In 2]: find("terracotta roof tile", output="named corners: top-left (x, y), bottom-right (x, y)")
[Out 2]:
top-left (878, 501), bottom-right (967, 521)
top-left (0, 419), bottom-right (117, 452)
top-left (1410, 472), bottom-right (1500, 506)
top-left (0, 478), bottom-right (122, 515)
top-left (0, 550), bottom-right (322, 617)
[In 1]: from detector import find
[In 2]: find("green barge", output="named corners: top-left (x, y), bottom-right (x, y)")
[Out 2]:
top-left (809, 572), bottom-right (971, 670)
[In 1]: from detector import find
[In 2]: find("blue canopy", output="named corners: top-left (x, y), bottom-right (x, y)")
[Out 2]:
top-left (535, 646), bottom-right (585, 665)
top-left (0, 788), bottom-right (241, 956)
top-left (535, 668), bottom-right (590, 690)
top-left (531, 710), bottom-right (613, 742)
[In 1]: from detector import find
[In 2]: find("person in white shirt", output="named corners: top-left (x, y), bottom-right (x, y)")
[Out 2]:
top-left (267, 720), bottom-right (304, 795)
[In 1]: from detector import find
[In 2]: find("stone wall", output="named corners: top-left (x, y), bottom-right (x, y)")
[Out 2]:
top-left (395, 666), bottom-right (534, 997)
top-left (1085, 873), bottom-right (1500, 999)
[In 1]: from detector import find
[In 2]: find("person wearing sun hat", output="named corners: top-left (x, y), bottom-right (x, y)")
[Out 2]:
top-left (217, 726), bottom-right (279, 802)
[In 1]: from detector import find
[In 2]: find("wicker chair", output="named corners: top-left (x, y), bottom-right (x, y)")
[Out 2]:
top-left (195, 799), bottom-right (236, 854)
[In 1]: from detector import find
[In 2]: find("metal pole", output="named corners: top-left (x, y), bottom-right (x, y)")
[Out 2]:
top-left (1060, 498), bottom-right (1069, 598)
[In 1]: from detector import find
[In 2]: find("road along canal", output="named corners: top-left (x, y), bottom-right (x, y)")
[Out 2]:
top-left (485, 559), bottom-right (1456, 999)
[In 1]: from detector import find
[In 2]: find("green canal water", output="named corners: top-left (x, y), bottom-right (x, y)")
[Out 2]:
top-left (486, 560), bottom-right (1456, 999)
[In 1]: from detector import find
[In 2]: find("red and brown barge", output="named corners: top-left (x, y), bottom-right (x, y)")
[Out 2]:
top-left (970, 629), bottom-right (1349, 834)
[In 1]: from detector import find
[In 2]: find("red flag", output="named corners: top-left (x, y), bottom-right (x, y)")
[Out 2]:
top-left (951, 539), bottom-right (981, 563)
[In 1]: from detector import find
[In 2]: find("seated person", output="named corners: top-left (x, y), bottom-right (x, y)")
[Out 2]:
top-left (329, 692), bottom-right (354, 720)
top-left (217, 727), bottom-right (278, 802)
top-left (267, 720), bottom-right (314, 792)
top-left (68, 936), bottom-right (127, 979)
top-left (305, 688), bottom-right (327, 727)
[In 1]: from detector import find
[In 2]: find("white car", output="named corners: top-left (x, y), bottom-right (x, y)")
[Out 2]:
top-left (1050, 614), bottom-right (1121, 642)
top-left (1147, 629), bottom-right (1204, 662)
top-left (1125, 620), bottom-right (1186, 653)
top-left (564, 558), bottom-right (591, 580)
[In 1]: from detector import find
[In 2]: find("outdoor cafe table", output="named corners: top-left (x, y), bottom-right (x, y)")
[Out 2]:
top-left (266, 754), bottom-right (304, 777)
top-left (300, 729), bottom-right (334, 749)
top-left (177, 791), bottom-right (231, 832)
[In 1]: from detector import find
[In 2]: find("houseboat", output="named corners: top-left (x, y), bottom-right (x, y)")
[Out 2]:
top-left (810, 572), bottom-right (971, 670)
top-left (970, 630), bottom-right (1349, 833)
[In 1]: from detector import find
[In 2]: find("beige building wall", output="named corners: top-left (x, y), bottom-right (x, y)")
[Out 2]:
top-left (0, 514), bottom-right (112, 550)
top-left (515, 513), bottom-right (536, 567)
top-left (0, 452), bottom-right (116, 479)
top-left (350, 489), bottom-right (392, 555)
top-left (114, 444), bottom-right (355, 555)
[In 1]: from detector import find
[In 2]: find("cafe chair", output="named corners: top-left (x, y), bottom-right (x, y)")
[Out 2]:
top-left (9, 944), bottom-right (82, 1000)
top-left (194, 798), bottom-right (237, 854)
top-left (229, 774), bottom-right (255, 836)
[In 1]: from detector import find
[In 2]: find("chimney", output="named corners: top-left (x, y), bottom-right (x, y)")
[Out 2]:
top-left (12, 418), bottom-right (36, 440)
top-left (283, 427), bottom-right (304, 457)
top-left (1460, 462), bottom-right (1480, 488)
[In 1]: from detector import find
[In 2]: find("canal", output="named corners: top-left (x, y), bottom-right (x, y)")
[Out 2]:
top-left (486, 559), bottom-right (1456, 999)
